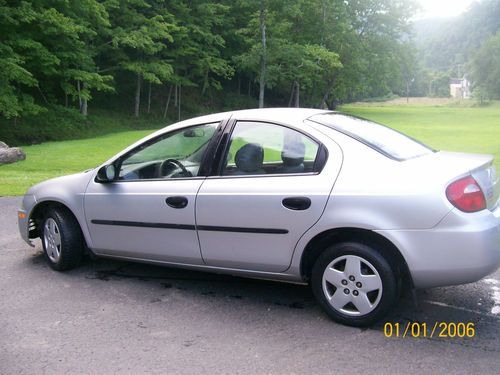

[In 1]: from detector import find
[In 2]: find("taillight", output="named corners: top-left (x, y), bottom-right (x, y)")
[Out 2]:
top-left (446, 175), bottom-right (486, 212)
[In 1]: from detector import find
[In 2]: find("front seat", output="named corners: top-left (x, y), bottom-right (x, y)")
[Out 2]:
top-left (232, 143), bottom-right (265, 175)
top-left (280, 140), bottom-right (305, 173)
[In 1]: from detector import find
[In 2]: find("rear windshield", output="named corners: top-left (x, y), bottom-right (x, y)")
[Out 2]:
top-left (309, 113), bottom-right (434, 161)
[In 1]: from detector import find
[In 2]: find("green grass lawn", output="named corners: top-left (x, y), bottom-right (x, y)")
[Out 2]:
top-left (0, 130), bottom-right (154, 196)
top-left (1, 100), bottom-right (499, 196)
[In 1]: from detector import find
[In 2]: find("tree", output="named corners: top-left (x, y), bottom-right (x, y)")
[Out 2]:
top-left (417, 0), bottom-right (500, 74)
top-left (258, 0), bottom-right (267, 108)
top-left (159, 1), bottom-right (234, 117)
top-left (0, 0), bottom-right (113, 118)
top-left (48, 0), bottom-right (115, 116)
top-left (470, 31), bottom-right (500, 100)
top-left (107, 0), bottom-right (176, 117)
top-left (0, 0), bottom-right (422, 126)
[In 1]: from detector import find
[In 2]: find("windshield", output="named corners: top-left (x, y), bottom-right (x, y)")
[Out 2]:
top-left (309, 113), bottom-right (434, 161)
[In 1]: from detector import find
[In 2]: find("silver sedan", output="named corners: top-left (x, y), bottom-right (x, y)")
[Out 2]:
top-left (18, 108), bottom-right (500, 326)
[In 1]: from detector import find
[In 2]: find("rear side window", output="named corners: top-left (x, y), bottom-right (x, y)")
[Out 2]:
top-left (310, 113), bottom-right (434, 160)
top-left (222, 121), bottom-right (319, 176)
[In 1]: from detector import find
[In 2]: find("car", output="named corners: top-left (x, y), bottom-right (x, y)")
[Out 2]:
top-left (18, 108), bottom-right (500, 326)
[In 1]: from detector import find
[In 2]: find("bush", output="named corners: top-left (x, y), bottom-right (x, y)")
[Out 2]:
top-left (221, 93), bottom-right (258, 111)
top-left (0, 105), bottom-right (166, 146)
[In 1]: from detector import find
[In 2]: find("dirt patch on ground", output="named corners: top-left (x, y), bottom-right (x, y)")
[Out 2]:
top-left (349, 97), bottom-right (463, 106)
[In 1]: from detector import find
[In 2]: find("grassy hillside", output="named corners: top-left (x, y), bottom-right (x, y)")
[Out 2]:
top-left (1, 100), bottom-right (499, 196)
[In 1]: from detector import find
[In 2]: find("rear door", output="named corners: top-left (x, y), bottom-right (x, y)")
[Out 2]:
top-left (195, 120), bottom-right (342, 272)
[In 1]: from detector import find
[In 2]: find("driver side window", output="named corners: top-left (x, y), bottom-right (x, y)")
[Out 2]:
top-left (118, 123), bottom-right (217, 180)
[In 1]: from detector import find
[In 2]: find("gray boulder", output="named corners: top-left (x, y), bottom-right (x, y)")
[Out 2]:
top-left (0, 142), bottom-right (26, 164)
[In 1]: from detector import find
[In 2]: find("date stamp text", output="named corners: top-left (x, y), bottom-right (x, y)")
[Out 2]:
top-left (383, 322), bottom-right (475, 338)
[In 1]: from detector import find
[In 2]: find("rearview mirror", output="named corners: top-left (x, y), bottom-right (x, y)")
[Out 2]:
top-left (96, 164), bottom-right (117, 183)
top-left (183, 128), bottom-right (205, 138)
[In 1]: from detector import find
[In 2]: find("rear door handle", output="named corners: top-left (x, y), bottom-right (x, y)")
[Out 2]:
top-left (282, 197), bottom-right (311, 211)
top-left (166, 196), bottom-right (188, 209)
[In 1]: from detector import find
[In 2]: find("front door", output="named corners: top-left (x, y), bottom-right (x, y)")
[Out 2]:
top-left (196, 120), bottom-right (342, 272)
top-left (84, 122), bottom-right (218, 264)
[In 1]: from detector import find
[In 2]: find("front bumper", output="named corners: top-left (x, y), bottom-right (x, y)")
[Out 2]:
top-left (18, 194), bottom-right (37, 246)
top-left (377, 204), bottom-right (500, 288)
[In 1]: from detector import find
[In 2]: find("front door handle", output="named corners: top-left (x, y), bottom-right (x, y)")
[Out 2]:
top-left (282, 197), bottom-right (311, 211)
top-left (166, 196), bottom-right (188, 209)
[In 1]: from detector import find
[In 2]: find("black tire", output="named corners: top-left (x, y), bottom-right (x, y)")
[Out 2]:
top-left (311, 242), bottom-right (398, 327)
top-left (41, 207), bottom-right (84, 271)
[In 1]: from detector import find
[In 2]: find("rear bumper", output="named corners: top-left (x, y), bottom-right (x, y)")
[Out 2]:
top-left (377, 205), bottom-right (500, 288)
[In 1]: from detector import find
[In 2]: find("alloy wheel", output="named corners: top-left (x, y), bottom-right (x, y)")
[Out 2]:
top-left (44, 218), bottom-right (62, 263)
top-left (322, 255), bottom-right (383, 316)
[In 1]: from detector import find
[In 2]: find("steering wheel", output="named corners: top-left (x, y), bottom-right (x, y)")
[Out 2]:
top-left (158, 158), bottom-right (192, 178)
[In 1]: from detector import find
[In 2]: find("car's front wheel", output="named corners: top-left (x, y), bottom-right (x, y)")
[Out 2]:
top-left (41, 207), bottom-right (84, 271)
top-left (311, 242), bottom-right (398, 326)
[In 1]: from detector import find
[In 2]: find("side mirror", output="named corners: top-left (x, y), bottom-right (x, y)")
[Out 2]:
top-left (96, 164), bottom-right (117, 183)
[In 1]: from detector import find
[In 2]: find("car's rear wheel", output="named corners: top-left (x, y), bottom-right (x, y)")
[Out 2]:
top-left (41, 207), bottom-right (84, 271)
top-left (311, 242), bottom-right (398, 326)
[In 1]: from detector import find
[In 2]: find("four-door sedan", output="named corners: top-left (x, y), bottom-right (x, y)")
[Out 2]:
top-left (18, 108), bottom-right (500, 326)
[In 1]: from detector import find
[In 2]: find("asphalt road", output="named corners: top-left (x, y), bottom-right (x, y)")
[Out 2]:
top-left (1, 196), bottom-right (499, 374)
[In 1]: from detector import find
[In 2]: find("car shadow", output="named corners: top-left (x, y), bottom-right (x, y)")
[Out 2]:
top-left (28, 249), bottom-right (500, 344)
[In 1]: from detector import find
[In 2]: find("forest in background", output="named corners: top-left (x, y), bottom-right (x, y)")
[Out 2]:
top-left (412, 0), bottom-right (500, 99)
top-left (1, 0), bottom-right (499, 145)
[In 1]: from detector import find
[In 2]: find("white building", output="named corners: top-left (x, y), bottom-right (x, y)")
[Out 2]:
top-left (450, 77), bottom-right (471, 99)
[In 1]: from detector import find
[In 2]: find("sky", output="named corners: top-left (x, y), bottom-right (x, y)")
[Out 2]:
top-left (417, 0), bottom-right (476, 18)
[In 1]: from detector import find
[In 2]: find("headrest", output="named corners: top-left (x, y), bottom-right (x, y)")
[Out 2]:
top-left (281, 141), bottom-right (305, 167)
top-left (235, 143), bottom-right (264, 172)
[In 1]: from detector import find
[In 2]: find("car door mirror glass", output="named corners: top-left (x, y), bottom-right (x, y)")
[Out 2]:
top-left (96, 164), bottom-right (117, 183)
top-left (105, 165), bottom-right (117, 180)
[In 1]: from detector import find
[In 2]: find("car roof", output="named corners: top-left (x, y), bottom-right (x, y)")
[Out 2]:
top-left (172, 108), bottom-right (331, 129)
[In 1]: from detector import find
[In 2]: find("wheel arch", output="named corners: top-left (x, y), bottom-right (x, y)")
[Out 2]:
top-left (29, 200), bottom-right (90, 248)
top-left (300, 227), bottom-right (413, 290)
